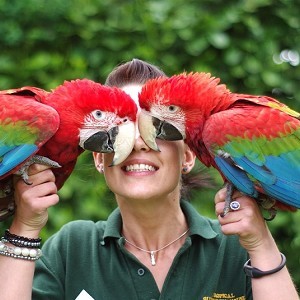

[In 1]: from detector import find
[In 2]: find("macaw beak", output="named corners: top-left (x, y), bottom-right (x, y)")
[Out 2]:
top-left (110, 121), bottom-right (135, 166)
top-left (81, 121), bottom-right (135, 166)
top-left (138, 112), bottom-right (160, 151)
top-left (138, 111), bottom-right (184, 151)
top-left (82, 129), bottom-right (115, 153)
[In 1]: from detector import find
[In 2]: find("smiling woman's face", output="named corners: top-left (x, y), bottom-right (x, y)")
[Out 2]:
top-left (93, 84), bottom-right (195, 203)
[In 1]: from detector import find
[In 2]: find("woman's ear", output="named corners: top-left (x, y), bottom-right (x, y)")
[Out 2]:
top-left (93, 152), bottom-right (105, 173)
top-left (182, 145), bottom-right (196, 174)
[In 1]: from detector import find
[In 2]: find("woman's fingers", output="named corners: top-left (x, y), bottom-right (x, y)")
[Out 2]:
top-left (214, 187), bottom-right (271, 252)
top-left (12, 164), bottom-right (59, 232)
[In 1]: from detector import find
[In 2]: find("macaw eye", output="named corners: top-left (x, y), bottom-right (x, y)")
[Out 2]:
top-left (168, 105), bottom-right (179, 113)
top-left (92, 110), bottom-right (105, 120)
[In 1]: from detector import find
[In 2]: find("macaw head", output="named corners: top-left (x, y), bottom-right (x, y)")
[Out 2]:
top-left (47, 79), bottom-right (138, 166)
top-left (138, 72), bottom-right (229, 151)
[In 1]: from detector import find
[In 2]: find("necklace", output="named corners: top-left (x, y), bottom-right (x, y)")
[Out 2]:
top-left (124, 228), bottom-right (189, 266)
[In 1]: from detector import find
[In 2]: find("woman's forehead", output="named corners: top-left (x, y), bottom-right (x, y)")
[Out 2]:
top-left (121, 84), bottom-right (142, 106)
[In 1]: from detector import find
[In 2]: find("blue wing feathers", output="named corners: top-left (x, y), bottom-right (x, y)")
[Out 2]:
top-left (261, 180), bottom-right (300, 208)
top-left (265, 155), bottom-right (300, 181)
top-left (0, 145), bottom-right (15, 157)
top-left (233, 156), bottom-right (276, 185)
top-left (214, 156), bottom-right (258, 197)
top-left (215, 154), bottom-right (300, 208)
top-left (0, 144), bottom-right (38, 176)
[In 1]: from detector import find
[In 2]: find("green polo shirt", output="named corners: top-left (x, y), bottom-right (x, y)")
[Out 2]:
top-left (33, 201), bottom-right (252, 299)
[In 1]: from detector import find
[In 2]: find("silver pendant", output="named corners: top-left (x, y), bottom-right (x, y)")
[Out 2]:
top-left (150, 251), bottom-right (156, 266)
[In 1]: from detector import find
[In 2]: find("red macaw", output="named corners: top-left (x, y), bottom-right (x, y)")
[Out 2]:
top-left (0, 79), bottom-right (137, 220)
top-left (138, 72), bottom-right (300, 219)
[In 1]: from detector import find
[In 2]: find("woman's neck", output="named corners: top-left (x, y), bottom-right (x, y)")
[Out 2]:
top-left (118, 196), bottom-right (189, 292)
top-left (118, 197), bottom-right (188, 250)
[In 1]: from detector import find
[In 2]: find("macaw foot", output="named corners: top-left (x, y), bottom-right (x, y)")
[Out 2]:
top-left (219, 184), bottom-right (278, 221)
top-left (263, 208), bottom-right (277, 221)
top-left (220, 182), bottom-right (235, 217)
top-left (256, 196), bottom-right (277, 221)
top-left (16, 155), bottom-right (61, 185)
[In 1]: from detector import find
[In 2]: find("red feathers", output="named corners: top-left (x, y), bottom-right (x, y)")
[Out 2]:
top-left (139, 72), bottom-right (231, 115)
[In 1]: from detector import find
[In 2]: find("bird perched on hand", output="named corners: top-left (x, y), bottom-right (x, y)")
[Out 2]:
top-left (138, 72), bottom-right (300, 219)
top-left (0, 79), bottom-right (137, 220)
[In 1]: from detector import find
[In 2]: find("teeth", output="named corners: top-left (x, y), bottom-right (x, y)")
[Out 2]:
top-left (125, 164), bottom-right (156, 172)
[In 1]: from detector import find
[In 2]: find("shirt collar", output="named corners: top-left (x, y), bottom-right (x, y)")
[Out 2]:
top-left (101, 200), bottom-right (218, 244)
top-left (180, 200), bottom-right (218, 239)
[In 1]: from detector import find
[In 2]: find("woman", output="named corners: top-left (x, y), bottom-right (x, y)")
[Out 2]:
top-left (0, 59), bottom-right (298, 299)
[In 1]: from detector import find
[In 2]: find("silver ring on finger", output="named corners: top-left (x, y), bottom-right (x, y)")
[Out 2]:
top-left (230, 200), bottom-right (241, 211)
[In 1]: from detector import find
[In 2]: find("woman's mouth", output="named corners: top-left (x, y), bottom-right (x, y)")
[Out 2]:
top-left (124, 164), bottom-right (157, 172)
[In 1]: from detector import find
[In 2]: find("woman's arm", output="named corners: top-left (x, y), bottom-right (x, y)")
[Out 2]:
top-left (215, 188), bottom-right (299, 299)
top-left (0, 164), bottom-right (59, 300)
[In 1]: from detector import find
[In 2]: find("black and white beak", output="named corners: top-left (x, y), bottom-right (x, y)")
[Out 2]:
top-left (80, 121), bottom-right (136, 166)
top-left (138, 111), bottom-right (184, 151)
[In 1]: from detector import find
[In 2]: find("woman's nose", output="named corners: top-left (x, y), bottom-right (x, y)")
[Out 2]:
top-left (133, 120), bottom-right (151, 151)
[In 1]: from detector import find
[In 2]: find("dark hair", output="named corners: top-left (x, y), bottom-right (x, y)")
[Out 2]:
top-left (105, 58), bottom-right (215, 200)
top-left (105, 58), bottom-right (167, 87)
top-left (181, 166), bottom-right (216, 201)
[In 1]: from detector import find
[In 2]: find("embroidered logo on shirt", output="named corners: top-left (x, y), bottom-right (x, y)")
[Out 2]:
top-left (75, 290), bottom-right (95, 300)
top-left (203, 293), bottom-right (245, 300)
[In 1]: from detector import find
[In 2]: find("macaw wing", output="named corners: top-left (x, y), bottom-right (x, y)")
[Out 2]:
top-left (231, 93), bottom-right (300, 119)
top-left (0, 86), bottom-right (49, 100)
top-left (203, 103), bottom-right (300, 209)
top-left (0, 87), bottom-right (60, 178)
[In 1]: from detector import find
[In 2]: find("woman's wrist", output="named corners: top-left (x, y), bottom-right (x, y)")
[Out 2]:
top-left (9, 221), bottom-right (42, 239)
top-left (3, 229), bottom-right (41, 248)
top-left (0, 227), bottom-right (43, 261)
top-left (244, 252), bottom-right (286, 278)
top-left (246, 236), bottom-right (284, 273)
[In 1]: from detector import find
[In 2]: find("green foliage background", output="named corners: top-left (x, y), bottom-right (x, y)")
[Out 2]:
top-left (1, 0), bottom-right (300, 289)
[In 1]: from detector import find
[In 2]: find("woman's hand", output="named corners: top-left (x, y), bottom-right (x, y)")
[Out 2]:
top-left (214, 187), bottom-right (274, 254)
top-left (10, 164), bottom-right (59, 236)
top-left (215, 189), bottom-right (299, 299)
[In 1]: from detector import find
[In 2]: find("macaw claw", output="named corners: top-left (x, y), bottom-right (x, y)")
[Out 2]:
top-left (16, 155), bottom-right (61, 185)
top-left (263, 208), bottom-right (277, 221)
top-left (220, 182), bottom-right (278, 221)
top-left (256, 195), bottom-right (277, 221)
top-left (220, 182), bottom-right (235, 217)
